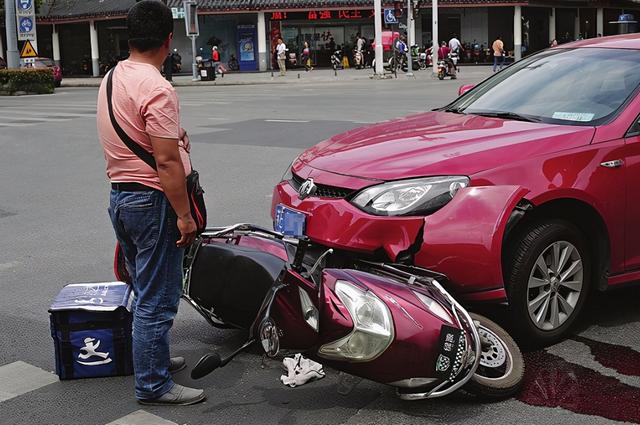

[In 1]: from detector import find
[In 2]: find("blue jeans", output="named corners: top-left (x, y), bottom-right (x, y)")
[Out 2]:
top-left (493, 55), bottom-right (504, 72)
top-left (108, 189), bottom-right (183, 400)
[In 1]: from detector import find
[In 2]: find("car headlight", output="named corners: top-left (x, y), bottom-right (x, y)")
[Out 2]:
top-left (318, 280), bottom-right (394, 362)
top-left (350, 176), bottom-right (469, 216)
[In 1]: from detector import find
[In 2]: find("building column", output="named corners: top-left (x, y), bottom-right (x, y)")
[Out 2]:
top-left (596, 8), bottom-right (604, 36)
top-left (409, 13), bottom-right (416, 47)
top-left (257, 12), bottom-right (267, 71)
top-left (89, 20), bottom-right (99, 77)
top-left (574, 9), bottom-right (580, 39)
top-left (549, 8), bottom-right (556, 43)
top-left (415, 9), bottom-right (423, 46)
top-left (52, 24), bottom-right (61, 66)
top-left (514, 5), bottom-right (522, 61)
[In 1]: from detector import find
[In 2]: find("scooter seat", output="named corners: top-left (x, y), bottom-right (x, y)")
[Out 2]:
top-left (188, 242), bottom-right (286, 328)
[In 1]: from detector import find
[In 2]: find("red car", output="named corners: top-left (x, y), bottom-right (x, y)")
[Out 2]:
top-left (273, 34), bottom-right (640, 345)
top-left (30, 57), bottom-right (62, 87)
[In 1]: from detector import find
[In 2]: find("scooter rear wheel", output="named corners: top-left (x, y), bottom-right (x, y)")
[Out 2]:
top-left (465, 313), bottom-right (524, 399)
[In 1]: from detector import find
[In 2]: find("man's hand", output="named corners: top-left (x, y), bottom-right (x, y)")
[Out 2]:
top-left (177, 214), bottom-right (197, 247)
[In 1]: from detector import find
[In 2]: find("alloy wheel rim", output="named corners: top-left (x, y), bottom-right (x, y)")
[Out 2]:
top-left (527, 240), bottom-right (583, 331)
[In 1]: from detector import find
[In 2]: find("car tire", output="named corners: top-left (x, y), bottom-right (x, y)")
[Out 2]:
top-left (55, 80), bottom-right (61, 87)
top-left (505, 219), bottom-right (590, 347)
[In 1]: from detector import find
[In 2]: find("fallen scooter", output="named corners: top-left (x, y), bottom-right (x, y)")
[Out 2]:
top-left (115, 224), bottom-right (524, 400)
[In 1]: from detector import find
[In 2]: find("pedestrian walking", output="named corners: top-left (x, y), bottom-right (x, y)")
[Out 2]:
top-left (96, 0), bottom-right (205, 406)
top-left (492, 36), bottom-right (505, 72)
top-left (276, 38), bottom-right (287, 76)
top-left (301, 41), bottom-right (312, 71)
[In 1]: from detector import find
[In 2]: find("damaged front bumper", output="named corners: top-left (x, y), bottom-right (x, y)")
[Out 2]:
top-left (272, 178), bottom-right (529, 303)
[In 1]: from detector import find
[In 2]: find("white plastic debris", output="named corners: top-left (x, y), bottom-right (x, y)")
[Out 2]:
top-left (280, 353), bottom-right (325, 387)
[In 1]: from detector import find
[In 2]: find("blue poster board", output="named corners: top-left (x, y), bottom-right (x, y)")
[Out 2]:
top-left (238, 24), bottom-right (257, 71)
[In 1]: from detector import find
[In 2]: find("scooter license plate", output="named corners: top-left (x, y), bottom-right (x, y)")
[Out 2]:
top-left (434, 325), bottom-right (464, 380)
top-left (274, 204), bottom-right (306, 237)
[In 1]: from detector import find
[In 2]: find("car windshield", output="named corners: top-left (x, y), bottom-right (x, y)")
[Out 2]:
top-left (447, 47), bottom-right (640, 126)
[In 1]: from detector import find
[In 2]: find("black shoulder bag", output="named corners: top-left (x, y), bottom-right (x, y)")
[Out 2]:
top-left (106, 69), bottom-right (207, 232)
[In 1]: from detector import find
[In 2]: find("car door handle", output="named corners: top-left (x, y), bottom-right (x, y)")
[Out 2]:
top-left (600, 159), bottom-right (624, 168)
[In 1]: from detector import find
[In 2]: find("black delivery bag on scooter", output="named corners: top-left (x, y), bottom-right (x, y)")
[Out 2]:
top-left (49, 282), bottom-right (134, 380)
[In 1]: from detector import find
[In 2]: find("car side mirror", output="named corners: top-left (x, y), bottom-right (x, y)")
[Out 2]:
top-left (458, 84), bottom-right (475, 96)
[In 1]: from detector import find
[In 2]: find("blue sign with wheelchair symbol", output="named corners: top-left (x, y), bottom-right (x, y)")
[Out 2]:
top-left (384, 9), bottom-right (398, 24)
top-left (19, 17), bottom-right (33, 33)
top-left (18, 0), bottom-right (33, 10)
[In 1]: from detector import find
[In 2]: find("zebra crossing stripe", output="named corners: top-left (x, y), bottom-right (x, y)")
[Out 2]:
top-left (106, 410), bottom-right (178, 425)
top-left (0, 361), bottom-right (58, 402)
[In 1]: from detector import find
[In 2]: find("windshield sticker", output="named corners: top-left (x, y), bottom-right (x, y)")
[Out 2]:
top-left (552, 112), bottom-right (595, 122)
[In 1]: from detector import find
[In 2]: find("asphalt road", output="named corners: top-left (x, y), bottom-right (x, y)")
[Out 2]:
top-left (1, 67), bottom-right (639, 425)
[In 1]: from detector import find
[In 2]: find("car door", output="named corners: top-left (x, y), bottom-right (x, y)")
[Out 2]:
top-left (623, 116), bottom-right (640, 271)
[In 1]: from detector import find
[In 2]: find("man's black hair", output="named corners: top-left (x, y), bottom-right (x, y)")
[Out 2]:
top-left (127, 1), bottom-right (173, 52)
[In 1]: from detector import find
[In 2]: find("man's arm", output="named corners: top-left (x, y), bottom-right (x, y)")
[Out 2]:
top-left (150, 135), bottom-right (196, 247)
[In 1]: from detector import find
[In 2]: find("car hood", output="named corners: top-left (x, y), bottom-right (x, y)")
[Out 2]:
top-left (298, 111), bottom-right (596, 180)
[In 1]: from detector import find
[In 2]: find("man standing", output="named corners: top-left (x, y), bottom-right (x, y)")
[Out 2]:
top-left (492, 36), bottom-right (505, 72)
top-left (96, 0), bottom-right (204, 406)
top-left (276, 38), bottom-right (287, 76)
top-left (448, 33), bottom-right (462, 54)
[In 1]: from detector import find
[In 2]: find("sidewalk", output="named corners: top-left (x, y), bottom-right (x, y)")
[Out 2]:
top-left (61, 66), bottom-right (494, 88)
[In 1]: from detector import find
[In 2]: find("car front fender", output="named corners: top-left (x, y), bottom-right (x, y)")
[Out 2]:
top-left (415, 185), bottom-right (529, 299)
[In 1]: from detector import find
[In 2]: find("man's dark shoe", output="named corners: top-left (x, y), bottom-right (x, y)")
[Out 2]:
top-left (138, 384), bottom-right (205, 406)
top-left (169, 356), bottom-right (186, 373)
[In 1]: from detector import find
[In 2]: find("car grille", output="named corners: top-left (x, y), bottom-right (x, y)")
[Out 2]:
top-left (290, 173), bottom-right (354, 199)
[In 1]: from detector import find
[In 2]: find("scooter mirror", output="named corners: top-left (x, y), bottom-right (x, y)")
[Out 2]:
top-left (191, 352), bottom-right (222, 379)
top-left (259, 318), bottom-right (280, 357)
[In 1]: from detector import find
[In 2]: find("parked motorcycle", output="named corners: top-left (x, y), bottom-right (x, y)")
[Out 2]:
top-left (115, 224), bottom-right (524, 400)
top-left (353, 50), bottom-right (364, 70)
top-left (331, 49), bottom-right (343, 70)
top-left (228, 54), bottom-right (240, 72)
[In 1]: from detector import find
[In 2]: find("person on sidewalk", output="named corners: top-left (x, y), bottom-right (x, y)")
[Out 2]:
top-left (211, 46), bottom-right (221, 80)
top-left (492, 36), bottom-right (505, 72)
top-left (301, 41), bottom-right (312, 71)
top-left (96, 0), bottom-right (205, 406)
top-left (276, 38), bottom-right (287, 76)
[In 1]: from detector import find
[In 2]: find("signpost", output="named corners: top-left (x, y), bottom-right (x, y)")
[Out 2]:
top-left (384, 9), bottom-right (398, 25)
top-left (20, 39), bottom-right (37, 64)
top-left (16, 0), bottom-right (37, 47)
top-left (374, 0), bottom-right (383, 77)
top-left (184, 1), bottom-right (199, 81)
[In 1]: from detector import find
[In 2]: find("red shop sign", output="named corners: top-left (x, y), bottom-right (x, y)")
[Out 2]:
top-left (270, 10), bottom-right (374, 21)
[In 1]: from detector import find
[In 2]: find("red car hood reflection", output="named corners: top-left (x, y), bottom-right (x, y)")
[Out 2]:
top-left (298, 111), bottom-right (596, 180)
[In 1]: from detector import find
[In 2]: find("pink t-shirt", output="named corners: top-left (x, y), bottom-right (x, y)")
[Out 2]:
top-left (97, 60), bottom-right (191, 192)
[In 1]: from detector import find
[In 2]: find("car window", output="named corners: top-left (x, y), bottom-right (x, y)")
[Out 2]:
top-left (34, 59), bottom-right (55, 67)
top-left (448, 48), bottom-right (640, 126)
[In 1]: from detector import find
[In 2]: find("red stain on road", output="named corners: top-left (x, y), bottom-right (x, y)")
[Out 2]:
top-left (572, 335), bottom-right (640, 377)
top-left (518, 348), bottom-right (640, 423)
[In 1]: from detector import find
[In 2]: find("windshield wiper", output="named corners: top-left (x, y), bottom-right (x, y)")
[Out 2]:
top-left (469, 111), bottom-right (541, 123)
top-left (442, 106), bottom-right (466, 114)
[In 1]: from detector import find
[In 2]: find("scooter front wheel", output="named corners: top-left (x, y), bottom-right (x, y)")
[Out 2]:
top-left (465, 313), bottom-right (524, 399)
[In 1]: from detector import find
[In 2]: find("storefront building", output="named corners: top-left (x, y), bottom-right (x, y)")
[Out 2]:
top-left (1, 0), bottom-right (639, 75)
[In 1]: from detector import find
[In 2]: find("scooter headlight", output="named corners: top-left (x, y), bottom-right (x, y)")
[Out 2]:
top-left (318, 281), bottom-right (394, 362)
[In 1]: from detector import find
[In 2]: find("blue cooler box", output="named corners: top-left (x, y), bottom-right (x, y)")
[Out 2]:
top-left (49, 282), bottom-right (134, 380)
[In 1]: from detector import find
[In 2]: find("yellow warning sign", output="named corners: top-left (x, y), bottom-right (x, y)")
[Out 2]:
top-left (20, 40), bottom-right (38, 58)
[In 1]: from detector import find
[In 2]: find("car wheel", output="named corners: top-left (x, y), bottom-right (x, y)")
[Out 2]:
top-left (55, 80), bottom-right (61, 87)
top-left (505, 219), bottom-right (590, 346)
